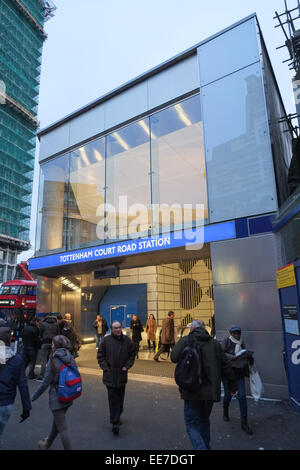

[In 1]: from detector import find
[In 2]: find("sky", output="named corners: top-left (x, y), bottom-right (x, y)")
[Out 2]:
top-left (20, 0), bottom-right (299, 260)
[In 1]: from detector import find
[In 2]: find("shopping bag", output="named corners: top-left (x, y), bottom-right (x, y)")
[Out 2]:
top-left (249, 364), bottom-right (264, 401)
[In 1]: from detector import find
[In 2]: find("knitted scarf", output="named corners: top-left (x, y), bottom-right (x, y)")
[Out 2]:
top-left (229, 335), bottom-right (243, 355)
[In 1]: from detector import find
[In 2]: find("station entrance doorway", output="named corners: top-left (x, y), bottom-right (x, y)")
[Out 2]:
top-left (38, 244), bottom-right (215, 372)
top-left (57, 245), bottom-right (215, 343)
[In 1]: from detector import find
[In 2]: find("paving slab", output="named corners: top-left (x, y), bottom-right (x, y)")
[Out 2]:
top-left (2, 371), bottom-right (300, 452)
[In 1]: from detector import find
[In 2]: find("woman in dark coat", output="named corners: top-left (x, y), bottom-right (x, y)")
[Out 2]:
top-left (130, 315), bottom-right (143, 359)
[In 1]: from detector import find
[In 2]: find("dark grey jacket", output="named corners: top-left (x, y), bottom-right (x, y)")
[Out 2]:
top-left (97, 333), bottom-right (135, 388)
top-left (171, 327), bottom-right (237, 402)
top-left (39, 317), bottom-right (60, 344)
top-left (221, 336), bottom-right (254, 378)
top-left (31, 348), bottom-right (75, 410)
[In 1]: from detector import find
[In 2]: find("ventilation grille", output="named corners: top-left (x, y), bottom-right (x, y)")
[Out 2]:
top-left (180, 278), bottom-right (202, 309)
top-left (179, 259), bottom-right (198, 274)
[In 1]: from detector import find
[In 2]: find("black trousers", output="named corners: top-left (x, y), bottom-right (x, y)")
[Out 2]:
top-left (153, 343), bottom-right (171, 360)
top-left (106, 386), bottom-right (126, 425)
top-left (22, 347), bottom-right (38, 377)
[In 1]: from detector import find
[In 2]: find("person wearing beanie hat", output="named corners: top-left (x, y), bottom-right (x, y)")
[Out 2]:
top-left (0, 326), bottom-right (31, 449)
top-left (221, 325), bottom-right (254, 436)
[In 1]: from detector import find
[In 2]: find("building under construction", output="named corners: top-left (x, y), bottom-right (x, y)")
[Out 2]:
top-left (0, 0), bottom-right (56, 283)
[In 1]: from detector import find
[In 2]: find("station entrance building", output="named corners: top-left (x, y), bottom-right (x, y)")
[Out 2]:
top-left (30, 15), bottom-right (292, 399)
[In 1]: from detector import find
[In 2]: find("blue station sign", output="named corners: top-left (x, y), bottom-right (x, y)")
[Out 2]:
top-left (29, 221), bottom-right (236, 271)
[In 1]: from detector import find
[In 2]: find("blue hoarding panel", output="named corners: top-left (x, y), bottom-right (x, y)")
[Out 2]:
top-left (100, 284), bottom-right (147, 329)
top-left (278, 263), bottom-right (300, 412)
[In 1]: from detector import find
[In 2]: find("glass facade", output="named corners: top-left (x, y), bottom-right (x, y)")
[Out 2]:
top-left (106, 120), bottom-right (151, 241)
top-left (201, 63), bottom-right (278, 223)
top-left (69, 138), bottom-right (106, 249)
top-left (150, 95), bottom-right (207, 233)
top-left (36, 153), bottom-right (69, 253)
top-left (36, 93), bottom-right (208, 255)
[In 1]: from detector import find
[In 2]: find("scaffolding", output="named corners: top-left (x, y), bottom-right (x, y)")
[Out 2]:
top-left (274, 1), bottom-right (300, 134)
top-left (0, 0), bottom-right (54, 246)
top-left (38, 0), bottom-right (56, 22)
top-left (275, 0), bottom-right (300, 74)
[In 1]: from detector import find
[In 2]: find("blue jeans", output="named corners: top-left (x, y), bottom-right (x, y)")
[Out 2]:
top-left (223, 376), bottom-right (247, 420)
top-left (95, 334), bottom-right (103, 348)
top-left (0, 405), bottom-right (12, 450)
top-left (184, 400), bottom-right (214, 450)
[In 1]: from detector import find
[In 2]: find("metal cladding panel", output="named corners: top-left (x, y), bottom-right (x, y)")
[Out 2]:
top-left (69, 104), bottom-right (105, 148)
top-left (198, 18), bottom-right (259, 87)
top-left (39, 122), bottom-right (70, 161)
top-left (104, 81), bottom-right (148, 130)
top-left (213, 281), bottom-right (282, 332)
top-left (36, 276), bottom-right (62, 314)
top-left (217, 329), bottom-right (287, 390)
top-left (210, 235), bottom-right (278, 285)
top-left (147, 55), bottom-right (199, 110)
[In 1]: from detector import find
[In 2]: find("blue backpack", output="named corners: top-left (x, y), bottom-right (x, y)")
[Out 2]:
top-left (57, 360), bottom-right (82, 403)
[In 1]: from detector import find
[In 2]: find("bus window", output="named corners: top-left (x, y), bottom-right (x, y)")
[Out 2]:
top-left (0, 286), bottom-right (20, 295)
top-left (26, 287), bottom-right (36, 296)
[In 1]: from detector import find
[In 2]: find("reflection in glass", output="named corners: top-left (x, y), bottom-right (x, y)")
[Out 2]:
top-left (106, 120), bottom-right (151, 241)
top-left (150, 94), bottom-right (208, 233)
top-left (203, 65), bottom-right (277, 222)
top-left (69, 138), bottom-right (106, 248)
top-left (36, 154), bottom-right (70, 254)
top-left (37, 94), bottom-right (209, 254)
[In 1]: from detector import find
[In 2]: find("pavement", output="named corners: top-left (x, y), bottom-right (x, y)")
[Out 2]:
top-left (2, 344), bottom-right (300, 452)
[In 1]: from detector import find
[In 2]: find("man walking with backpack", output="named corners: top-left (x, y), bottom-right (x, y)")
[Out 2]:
top-left (171, 319), bottom-right (237, 450)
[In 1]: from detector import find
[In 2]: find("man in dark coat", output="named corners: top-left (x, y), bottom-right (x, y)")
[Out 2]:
top-left (171, 319), bottom-right (237, 450)
top-left (93, 314), bottom-right (109, 349)
top-left (37, 315), bottom-right (60, 381)
top-left (0, 325), bottom-right (31, 449)
top-left (60, 320), bottom-right (81, 358)
top-left (153, 311), bottom-right (175, 362)
top-left (97, 321), bottom-right (135, 435)
top-left (21, 318), bottom-right (40, 379)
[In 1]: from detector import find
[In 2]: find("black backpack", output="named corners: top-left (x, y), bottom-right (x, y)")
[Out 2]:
top-left (175, 335), bottom-right (203, 392)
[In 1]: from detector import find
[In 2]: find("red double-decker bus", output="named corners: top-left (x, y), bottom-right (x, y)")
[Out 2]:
top-left (0, 263), bottom-right (37, 336)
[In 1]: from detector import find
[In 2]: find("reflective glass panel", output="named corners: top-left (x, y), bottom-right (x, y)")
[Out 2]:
top-left (150, 94), bottom-right (208, 233)
top-left (106, 120), bottom-right (151, 241)
top-left (202, 64), bottom-right (278, 223)
top-left (35, 154), bottom-right (70, 255)
top-left (69, 138), bottom-right (106, 248)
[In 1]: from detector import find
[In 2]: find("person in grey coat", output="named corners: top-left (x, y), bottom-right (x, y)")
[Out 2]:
top-left (31, 335), bottom-right (76, 450)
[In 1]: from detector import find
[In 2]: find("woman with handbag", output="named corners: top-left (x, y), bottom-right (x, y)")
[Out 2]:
top-left (221, 325), bottom-right (254, 435)
top-left (145, 314), bottom-right (157, 351)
